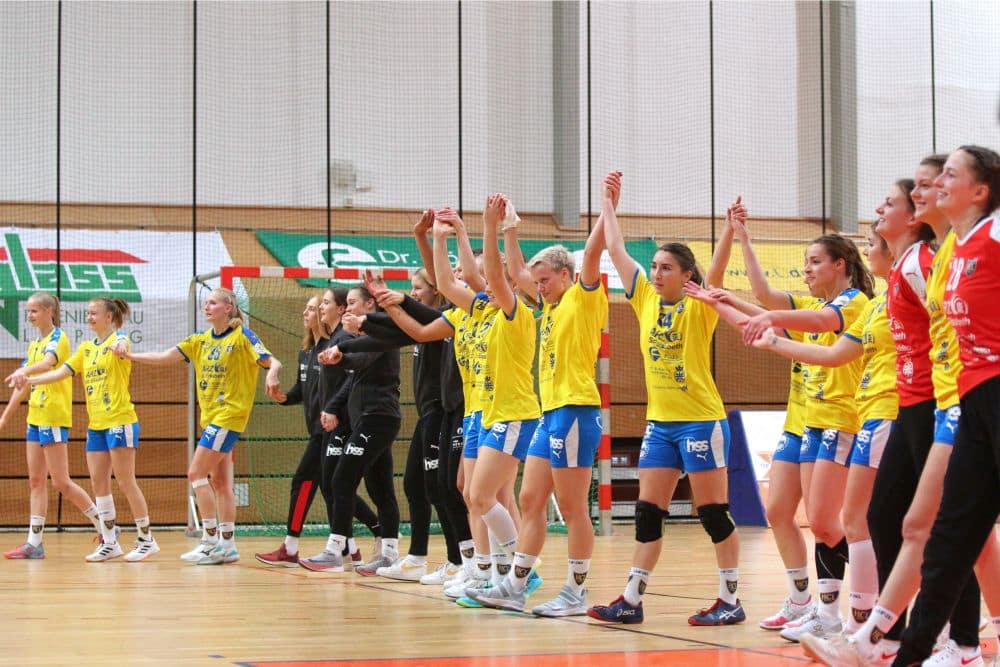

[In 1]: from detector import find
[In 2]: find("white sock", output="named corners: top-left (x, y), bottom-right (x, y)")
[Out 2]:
top-left (382, 537), bottom-right (399, 560)
top-left (473, 553), bottom-right (492, 580)
top-left (328, 534), bottom-right (347, 555)
top-left (481, 503), bottom-right (518, 553)
top-left (623, 567), bottom-right (649, 606)
top-left (817, 578), bottom-right (842, 620)
top-left (283, 535), bottom-right (299, 555)
top-left (202, 518), bottom-right (219, 543)
top-left (96, 495), bottom-right (117, 544)
top-left (27, 515), bottom-right (44, 547)
top-left (508, 552), bottom-right (537, 592)
top-left (492, 551), bottom-right (512, 587)
top-left (459, 539), bottom-right (475, 569)
top-left (83, 504), bottom-right (101, 531)
top-left (786, 565), bottom-right (810, 604)
top-left (218, 521), bottom-right (235, 547)
top-left (135, 516), bottom-right (152, 541)
top-left (852, 605), bottom-right (899, 654)
top-left (566, 558), bottom-right (590, 596)
top-left (347, 537), bottom-right (358, 555)
top-left (719, 568), bottom-right (739, 605)
top-left (846, 540), bottom-right (878, 631)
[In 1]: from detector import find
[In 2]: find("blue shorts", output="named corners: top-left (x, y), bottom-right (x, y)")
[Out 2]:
top-left (772, 431), bottom-right (803, 465)
top-left (26, 424), bottom-right (69, 446)
top-left (527, 406), bottom-right (603, 468)
top-left (462, 411), bottom-right (483, 459)
top-left (86, 423), bottom-right (140, 452)
top-left (639, 419), bottom-right (730, 472)
top-left (197, 424), bottom-right (241, 454)
top-left (802, 427), bottom-right (855, 466)
top-left (479, 418), bottom-right (540, 462)
top-left (850, 419), bottom-right (893, 468)
top-left (933, 405), bottom-right (960, 446)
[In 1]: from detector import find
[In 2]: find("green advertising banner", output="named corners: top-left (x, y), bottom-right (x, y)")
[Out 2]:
top-left (256, 231), bottom-right (661, 292)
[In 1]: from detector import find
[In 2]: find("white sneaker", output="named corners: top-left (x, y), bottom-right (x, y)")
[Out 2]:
top-left (800, 634), bottom-right (884, 667)
top-left (759, 596), bottom-right (814, 630)
top-left (780, 607), bottom-right (843, 642)
top-left (376, 556), bottom-right (427, 581)
top-left (923, 640), bottom-right (984, 667)
top-left (420, 561), bottom-right (461, 586)
top-left (445, 575), bottom-right (486, 599)
top-left (85, 541), bottom-right (124, 562)
top-left (180, 539), bottom-right (217, 562)
top-left (124, 538), bottom-right (160, 562)
top-left (195, 542), bottom-right (240, 565)
top-left (442, 567), bottom-right (470, 592)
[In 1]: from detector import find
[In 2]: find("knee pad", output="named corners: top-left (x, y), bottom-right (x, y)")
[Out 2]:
top-left (698, 503), bottom-right (735, 544)
top-left (634, 500), bottom-right (666, 543)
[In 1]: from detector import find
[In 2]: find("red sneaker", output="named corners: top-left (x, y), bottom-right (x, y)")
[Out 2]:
top-left (254, 544), bottom-right (299, 567)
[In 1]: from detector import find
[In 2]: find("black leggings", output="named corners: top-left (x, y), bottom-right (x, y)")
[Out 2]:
top-left (867, 399), bottom-right (981, 644)
top-left (320, 425), bottom-right (380, 537)
top-left (404, 405), bottom-right (457, 558)
top-left (438, 408), bottom-right (471, 562)
top-left (895, 377), bottom-right (1000, 665)
top-left (330, 415), bottom-right (402, 539)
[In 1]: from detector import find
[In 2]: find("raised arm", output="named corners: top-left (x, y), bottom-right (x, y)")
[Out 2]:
top-left (452, 212), bottom-right (485, 294)
top-left (579, 214), bottom-right (606, 288)
top-left (502, 224), bottom-right (537, 299)
top-left (413, 209), bottom-right (437, 287)
top-left (599, 171), bottom-right (642, 292)
top-left (483, 194), bottom-right (517, 317)
top-left (704, 197), bottom-right (742, 289)
top-left (381, 304), bottom-right (453, 343)
top-left (431, 211), bottom-right (476, 313)
top-left (753, 328), bottom-right (863, 366)
top-left (733, 215), bottom-right (790, 310)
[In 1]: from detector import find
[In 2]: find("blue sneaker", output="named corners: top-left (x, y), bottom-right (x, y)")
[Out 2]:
top-left (524, 569), bottom-right (543, 597)
top-left (587, 595), bottom-right (644, 624)
top-left (688, 598), bottom-right (746, 626)
top-left (456, 595), bottom-right (484, 608)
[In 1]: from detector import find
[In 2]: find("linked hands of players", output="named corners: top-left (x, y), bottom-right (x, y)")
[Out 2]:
top-left (320, 411), bottom-right (338, 432)
top-left (110, 337), bottom-right (130, 359)
top-left (318, 345), bottom-right (343, 365)
top-left (751, 327), bottom-right (779, 349)
top-left (264, 368), bottom-right (282, 401)
top-left (414, 208), bottom-right (435, 235)
top-left (342, 313), bottom-right (364, 334)
top-left (376, 291), bottom-right (403, 308)
top-left (603, 171), bottom-right (623, 207)
top-left (683, 281), bottom-right (719, 304)
top-left (484, 193), bottom-right (506, 229)
top-left (742, 312), bottom-right (775, 346)
top-left (4, 368), bottom-right (27, 390)
top-left (728, 199), bottom-right (750, 242)
top-left (363, 269), bottom-right (390, 301)
top-left (433, 208), bottom-right (461, 236)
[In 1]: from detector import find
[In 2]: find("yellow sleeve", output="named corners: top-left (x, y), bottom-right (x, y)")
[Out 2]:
top-left (65, 344), bottom-right (85, 375)
top-left (626, 270), bottom-right (654, 319)
top-left (844, 299), bottom-right (873, 343)
top-left (176, 333), bottom-right (198, 362)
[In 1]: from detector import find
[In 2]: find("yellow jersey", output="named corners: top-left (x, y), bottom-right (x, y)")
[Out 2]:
top-left (177, 326), bottom-right (271, 432)
top-left (925, 231), bottom-right (962, 409)
top-left (441, 307), bottom-right (475, 416)
top-left (844, 292), bottom-right (898, 421)
top-left (782, 329), bottom-right (813, 437)
top-left (65, 332), bottom-right (137, 430)
top-left (25, 328), bottom-right (72, 428)
top-left (627, 271), bottom-right (725, 422)
top-left (479, 296), bottom-right (541, 427)
top-left (792, 288), bottom-right (869, 433)
top-left (537, 279), bottom-right (607, 411)
top-left (464, 294), bottom-right (499, 416)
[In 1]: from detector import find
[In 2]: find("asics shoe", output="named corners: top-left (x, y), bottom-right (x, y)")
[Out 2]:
top-left (760, 596), bottom-right (814, 630)
top-left (195, 543), bottom-right (239, 565)
top-left (587, 595), bottom-right (644, 625)
top-left (299, 549), bottom-right (344, 572)
top-left (780, 608), bottom-right (843, 642)
top-left (689, 598), bottom-right (746, 626)
top-left (4, 543), bottom-right (45, 560)
top-left (85, 541), bottom-right (124, 562)
top-left (254, 544), bottom-right (298, 567)
top-left (531, 585), bottom-right (587, 618)
top-left (180, 539), bottom-right (217, 563)
top-left (124, 538), bottom-right (160, 562)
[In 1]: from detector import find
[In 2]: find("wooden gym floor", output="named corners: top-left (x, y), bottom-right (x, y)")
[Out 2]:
top-left (1, 525), bottom-right (995, 666)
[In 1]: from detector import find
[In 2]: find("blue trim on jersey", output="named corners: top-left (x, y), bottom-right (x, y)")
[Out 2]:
top-left (625, 268), bottom-right (639, 300)
top-left (176, 345), bottom-right (190, 363)
top-left (843, 332), bottom-right (862, 344)
top-left (933, 405), bottom-right (960, 446)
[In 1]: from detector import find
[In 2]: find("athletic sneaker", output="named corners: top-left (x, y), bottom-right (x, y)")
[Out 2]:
top-left (524, 569), bottom-right (544, 597)
top-left (587, 595), bottom-right (644, 625)
top-left (801, 635), bottom-right (868, 667)
top-left (759, 596), bottom-right (814, 630)
top-left (85, 541), bottom-right (124, 562)
top-left (376, 556), bottom-right (427, 581)
top-left (531, 585), bottom-right (588, 617)
top-left (356, 555), bottom-right (393, 577)
top-left (180, 539), bottom-right (218, 563)
top-left (4, 543), bottom-right (45, 560)
top-left (455, 579), bottom-right (492, 607)
top-left (779, 608), bottom-right (843, 642)
top-left (124, 538), bottom-right (160, 562)
top-left (299, 549), bottom-right (344, 572)
top-left (689, 598), bottom-right (746, 626)
top-left (255, 544), bottom-right (299, 567)
top-left (471, 578), bottom-right (526, 612)
top-left (923, 640), bottom-right (984, 667)
top-left (420, 561), bottom-right (462, 586)
top-left (195, 543), bottom-right (240, 565)
top-left (94, 525), bottom-right (123, 545)
top-left (347, 549), bottom-right (364, 569)
top-left (442, 569), bottom-right (471, 596)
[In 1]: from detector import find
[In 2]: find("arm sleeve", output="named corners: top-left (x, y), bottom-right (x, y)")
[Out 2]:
top-left (399, 295), bottom-right (445, 324)
top-left (324, 373), bottom-right (352, 417)
top-left (340, 332), bottom-right (412, 353)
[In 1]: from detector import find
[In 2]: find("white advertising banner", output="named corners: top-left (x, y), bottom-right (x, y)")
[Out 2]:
top-left (0, 228), bottom-right (233, 357)
top-left (736, 410), bottom-right (788, 482)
